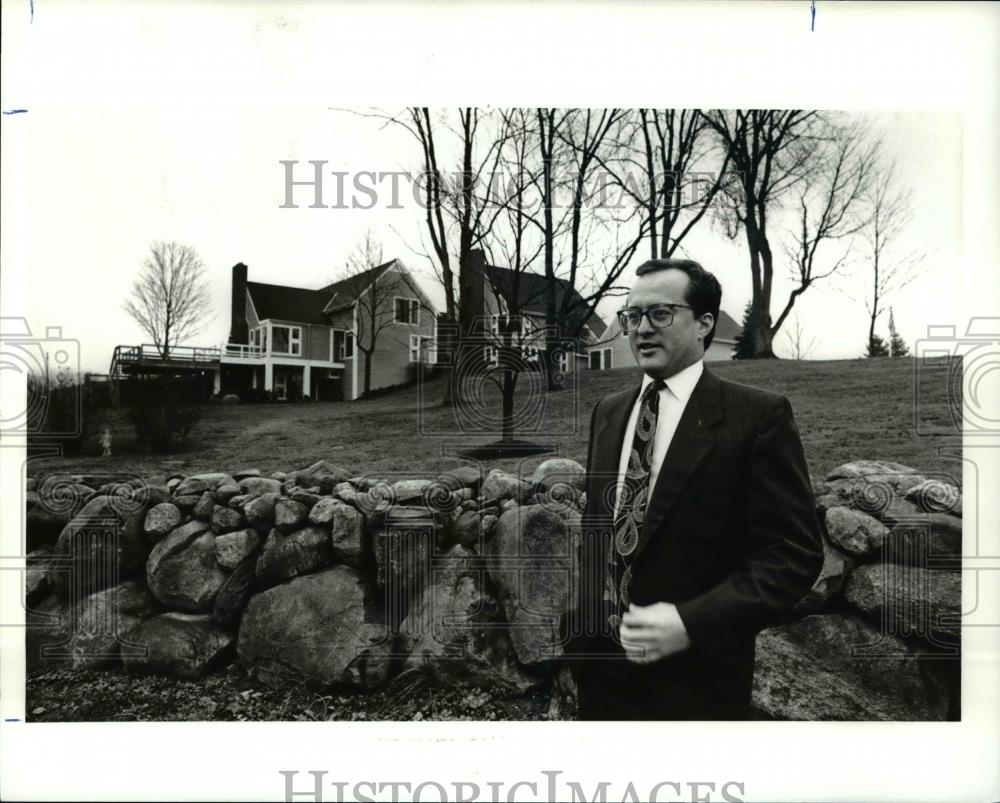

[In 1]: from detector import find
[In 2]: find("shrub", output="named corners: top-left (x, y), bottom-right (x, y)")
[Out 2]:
top-left (127, 377), bottom-right (202, 452)
top-left (26, 374), bottom-right (92, 456)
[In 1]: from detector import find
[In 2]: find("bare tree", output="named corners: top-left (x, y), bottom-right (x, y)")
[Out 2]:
top-left (781, 312), bottom-right (819, 360)
top-left (479, 109), bottom-right (548, 442)
top-left (357, 107), bottom-right (508, 406)
top-left (533, 108), bottom-right (651, 389)
top-left (702, 109), bottom-right (824, 357)
top-left (860, 160), bottom-right (923, 357)
top-left (611, 109), bottom-right (732, 260)
top-left (123, 240), bottom-right (213, 359)
top-left (775, 117), bottom-right (879, 334)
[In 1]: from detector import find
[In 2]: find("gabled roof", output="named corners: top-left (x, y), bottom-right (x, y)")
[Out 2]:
top-left (483, 264), bottom-right (608, 338)
top-left (245, 281), bottom-right (331, 325)
top-left (318, 261), bottom-right (396, 312)
top-left (713, 309), bottom-right (740, 343)
top-left (245, 261), bottom-right (399, 324)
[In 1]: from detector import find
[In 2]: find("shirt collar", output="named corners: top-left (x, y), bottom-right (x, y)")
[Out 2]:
top-left (640, 359), bottom-right (704, 405)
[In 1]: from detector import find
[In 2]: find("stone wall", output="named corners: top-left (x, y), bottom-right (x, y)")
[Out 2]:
top-left (23, 457), bottom-right (961, 720)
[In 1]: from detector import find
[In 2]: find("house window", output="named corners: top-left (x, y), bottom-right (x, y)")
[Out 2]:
top-left (271, 325), bottom-right (301, 356)
top-left (251, 326), bottom-right (267, 354)
top-left (395, 297), bottom-right (420, 325)
top-left (410, 334), bottom-right (433, 363)
top-left (333, 329), bottom-right (355, 361)
top-left (589, 348), bottom-right (612, 370)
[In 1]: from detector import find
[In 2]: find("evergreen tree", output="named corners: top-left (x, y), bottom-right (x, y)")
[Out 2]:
top-left (866, 333), bottom-right (889, 358)
top-left (888, 309), bottom-right (909, 357)
top-left (733, 301), bottom-right (756, 360)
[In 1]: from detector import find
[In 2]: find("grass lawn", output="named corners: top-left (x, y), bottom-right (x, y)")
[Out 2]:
top-left (28, 357), bottom-right (962, 488)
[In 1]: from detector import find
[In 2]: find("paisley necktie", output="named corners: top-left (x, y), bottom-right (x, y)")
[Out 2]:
top-left (606, 379), bottom-right (665, 631)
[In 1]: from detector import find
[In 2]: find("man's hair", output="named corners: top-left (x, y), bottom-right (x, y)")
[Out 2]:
top-left (634, 258), bottom-right (722, 349)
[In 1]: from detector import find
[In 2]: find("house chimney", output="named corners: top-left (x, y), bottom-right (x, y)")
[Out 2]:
top-left (228, 263), bottom-right (249, 344)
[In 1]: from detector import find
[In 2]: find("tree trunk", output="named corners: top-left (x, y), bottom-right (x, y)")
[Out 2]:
top-left (745, 216), bottom-right (777, 359)
top-left (363, 351), bottom-right (372, 397)
top-left (755, 234), bottom-right (777, 358)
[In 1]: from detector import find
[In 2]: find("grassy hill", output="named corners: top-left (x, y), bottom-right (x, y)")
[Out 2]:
top-left (29, 357), bottom-right (962, 487)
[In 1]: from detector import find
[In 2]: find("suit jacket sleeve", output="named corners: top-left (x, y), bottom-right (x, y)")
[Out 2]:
top-left (572, 399), bottom-right (604, 623)
top-left (675, 396), bottom-right (823, 643)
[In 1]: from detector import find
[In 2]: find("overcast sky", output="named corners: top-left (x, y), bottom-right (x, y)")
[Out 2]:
top-left (0, 4), bottom-right (973, 374)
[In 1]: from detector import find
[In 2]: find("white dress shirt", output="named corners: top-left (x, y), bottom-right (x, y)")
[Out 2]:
top-left (614, 360), bottom-right (704, 519)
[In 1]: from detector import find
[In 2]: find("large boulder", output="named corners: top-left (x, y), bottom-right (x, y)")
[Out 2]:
top-left (146, 523), bottom-right (227, 612)
top-left (904, 479), bottom-right (962, 517)
top-left (332, 482), bottom-right (359, 507)
top-left (289, 490), bottom-right (321, 509)
top-left (122, 613), bottom-right (234, 679)
top-left (441, 465), bottom-right (482, 493)
top-left (172, 494), bottom-right (201, 513)
top-left (753, 614), bottom-right (950, 720)
top-left (325, 502), bottom-right (366, 568)
top-left (213, 556), bottom-right (258, 624)
top-left (28, 580), bottom-right (162, 670)
top-left (398, 546), bottom-right (537, 692)
top-left (308, 496), bottom-right (344, 525)
top-left (887, 513), bottom-right (962, 561)
top-left (274, 498), bottom-right (309, 533)
top-left (824, 507), bottom-right (889, 558)
top-left (481, 469), bottom-right (532, 504)
top-left (211, 505), bottom-right (245, 535)
top-left (482, 505), bottom-right (577, 666)
top-left (453, 510), bottom-right (483, 548)
top-left (50, 493), bottom-right (158, 598)
top-left (237, 565), bottom-right (389, 690)
top-left (816, 470), bottom-right (928, 522)
top-left (244, 492), bottom-right (280, 530)
top-left (144, 503), bottom-right (182, 541)
top-left (26, 549), bottom-right (56, 606)
top-left (213, 482), bottom-right (242, 505)
top-left (825, 460), bottom-right (921, 482)
top-left (173, 473), bottom-right (236, 497)
top-left (292, 460), bottom-right (352, 494)
top-left (371, 508), bottom-right (443, 591)
top-left (255, 526), bottom-right (333, 590)
top-left (214, 528), bottom-right (261, 570)
top-left (392, 479), bottom-right (432, 505)
top-left (238, 476), bottom-right (283, 497)
top-left (193, 491), bottom-right (215, 520)
top-left (845, 564), bottom-right (961, 644)
top-left (26, 478), bottom-right (97, 549)
top-left (531, 458), bottom-right (586, 492)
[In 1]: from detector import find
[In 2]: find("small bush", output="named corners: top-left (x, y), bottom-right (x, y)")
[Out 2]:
top-left (26, 374), bottom-right (93, 456)
top-left (127, 377), bottom-right (202, 453)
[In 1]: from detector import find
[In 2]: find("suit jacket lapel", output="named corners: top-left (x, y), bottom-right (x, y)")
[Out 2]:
top-left (634, 367), bottom-right (723, 562)
top-left (591, 383), bottom-right (641, 525)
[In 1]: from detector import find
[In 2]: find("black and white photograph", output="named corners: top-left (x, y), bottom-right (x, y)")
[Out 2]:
top-left (2, 2), bottom-right (998, 802)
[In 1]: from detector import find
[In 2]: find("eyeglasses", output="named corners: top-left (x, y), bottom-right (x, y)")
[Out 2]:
top-left (617, 303), bottom-right (693, 333)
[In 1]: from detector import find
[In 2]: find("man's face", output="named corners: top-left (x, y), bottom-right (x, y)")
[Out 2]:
top-left (626, 268), bottom-right (713, 379)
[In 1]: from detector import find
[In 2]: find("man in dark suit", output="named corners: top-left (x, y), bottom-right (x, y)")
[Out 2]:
top-left (565, 258), bottom-right (823, 720)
